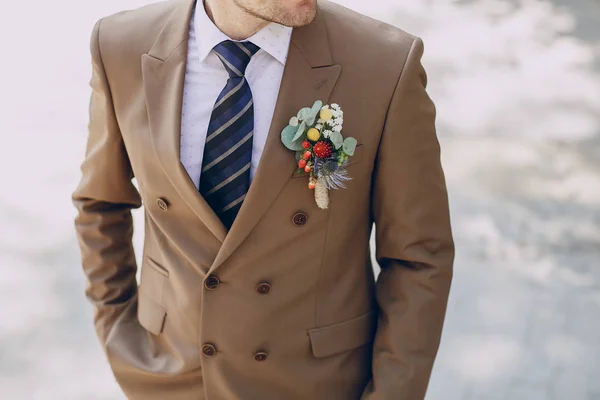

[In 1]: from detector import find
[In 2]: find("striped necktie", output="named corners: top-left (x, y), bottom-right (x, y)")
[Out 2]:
top-left (199, 40), bottom-right (260, 230)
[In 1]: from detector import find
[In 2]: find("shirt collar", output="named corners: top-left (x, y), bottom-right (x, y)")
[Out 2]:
top-left (194, 0), bottom-right (293, 65)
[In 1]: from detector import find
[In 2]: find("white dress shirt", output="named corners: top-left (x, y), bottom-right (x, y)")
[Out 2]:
top-left (180, 1), bottom-right (293, 188)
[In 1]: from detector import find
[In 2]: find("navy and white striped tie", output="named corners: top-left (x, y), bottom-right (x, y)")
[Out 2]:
top-left (199, 40), bottom-right (260, 230)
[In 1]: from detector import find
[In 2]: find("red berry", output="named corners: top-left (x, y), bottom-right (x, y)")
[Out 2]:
top-left (302, 140), bottom-right (311, 149)
top-left (304, 165), bottom-right (312, 173)
top-left (298, 159), bottom-right (307, 168)
top-left (313, 141), bottom-right (333, 159)
top-left (303, 151), bottom-right (312, 160)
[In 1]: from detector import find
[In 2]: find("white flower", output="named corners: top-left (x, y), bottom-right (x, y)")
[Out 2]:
top-left (330, 103), bottom-right (340, 111)
top-left (330, 117), bottom-right (342, 127)
top-left (333, 125), bottom-right (342, 132)
top-left (315, 124), bottom-right (322, 130)
top-left (321, 105), bottom-right (330, 111)
top-left (322, 129), bottom-right (333, 138)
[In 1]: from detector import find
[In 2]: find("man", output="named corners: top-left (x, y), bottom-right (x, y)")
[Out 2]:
top-left (72, 0), bottom-right (454, 398)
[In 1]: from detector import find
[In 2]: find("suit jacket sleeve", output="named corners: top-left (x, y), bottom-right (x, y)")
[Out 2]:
top-left (72, 18), bottom-right (142, 344)
top-left (362, 37), bottom-right (454, 400)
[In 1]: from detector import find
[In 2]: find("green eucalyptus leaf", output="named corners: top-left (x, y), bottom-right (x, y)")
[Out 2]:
top-left (281, 125), bottom-right (302, 150)
top-left (311, 100), bottom-right (323, 115)
top-left (289, 138), bottom-right (306, 151)
top-left (305, 100), bottom-right (323, 125)
top-left (342, 137), bottom-right (358, 156)
top-left (329, 131), bottom-right (343, 149)
top-left (293, 121), bottom-right (307, 141)
top-left (297, 107), bottom-right (311, 121)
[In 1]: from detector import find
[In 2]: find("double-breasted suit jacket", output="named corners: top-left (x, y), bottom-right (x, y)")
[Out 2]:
top-left (72, 0), bottom-right (454, 398)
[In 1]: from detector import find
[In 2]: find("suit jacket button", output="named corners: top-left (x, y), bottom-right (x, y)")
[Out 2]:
top-left (202, 343), bottom-right (217, 357)
top-left (254, 351), bottom-right (268, 361)
top-left (204, 275), bottom-right (220, 290)
top-left (156, 198), bottom-right (168, 211)
top-left (256, 282), bottom-right (271, 294)
top-left (292, 212), bottom-right (307, 226)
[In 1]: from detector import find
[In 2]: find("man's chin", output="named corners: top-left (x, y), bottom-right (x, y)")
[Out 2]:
top-left (281, 6), bottom-right (317, 28)
top-left (235, 0), bottom-right (316, 28)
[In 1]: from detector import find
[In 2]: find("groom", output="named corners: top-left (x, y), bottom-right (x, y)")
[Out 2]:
top-left (72, 0), bottom-right (454, 398)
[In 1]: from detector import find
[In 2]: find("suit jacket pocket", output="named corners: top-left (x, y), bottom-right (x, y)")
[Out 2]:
top-left (138, 256), bottom-right (169, 335)
top-left (307, 310), bottom-right (377, 358)
top-left (138, 294), bottom-right (167, 335)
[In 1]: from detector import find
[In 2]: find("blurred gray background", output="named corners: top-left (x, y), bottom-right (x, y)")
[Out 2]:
top-left (0, 0), bottom-right (599, 399)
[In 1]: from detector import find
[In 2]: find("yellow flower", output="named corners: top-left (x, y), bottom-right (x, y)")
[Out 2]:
top-left (307, 128), bottom-right (321, 141)
top-left (320, 108), bottom-right (333, 121)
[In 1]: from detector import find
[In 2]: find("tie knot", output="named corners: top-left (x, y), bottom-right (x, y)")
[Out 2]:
top-left (213, 40), bottom-right (260, 78)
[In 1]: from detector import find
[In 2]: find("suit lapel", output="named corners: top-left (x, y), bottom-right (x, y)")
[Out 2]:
top-left (208, 7), bottom-right (342, 274)
top-left (140, 0), bottom-right (341, 270)
top-left (142, 0), bottom-right (228, 243)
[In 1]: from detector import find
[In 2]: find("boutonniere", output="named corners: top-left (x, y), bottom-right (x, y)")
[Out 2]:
top-left (281, 101), bottom-right (358, 209)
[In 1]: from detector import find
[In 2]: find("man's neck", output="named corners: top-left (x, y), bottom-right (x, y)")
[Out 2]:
top-left (204, 0), bottom-right (269, 40)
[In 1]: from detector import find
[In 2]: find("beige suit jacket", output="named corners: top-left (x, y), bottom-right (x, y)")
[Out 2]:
top-left (72, 0), bottom-right (454, 398)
